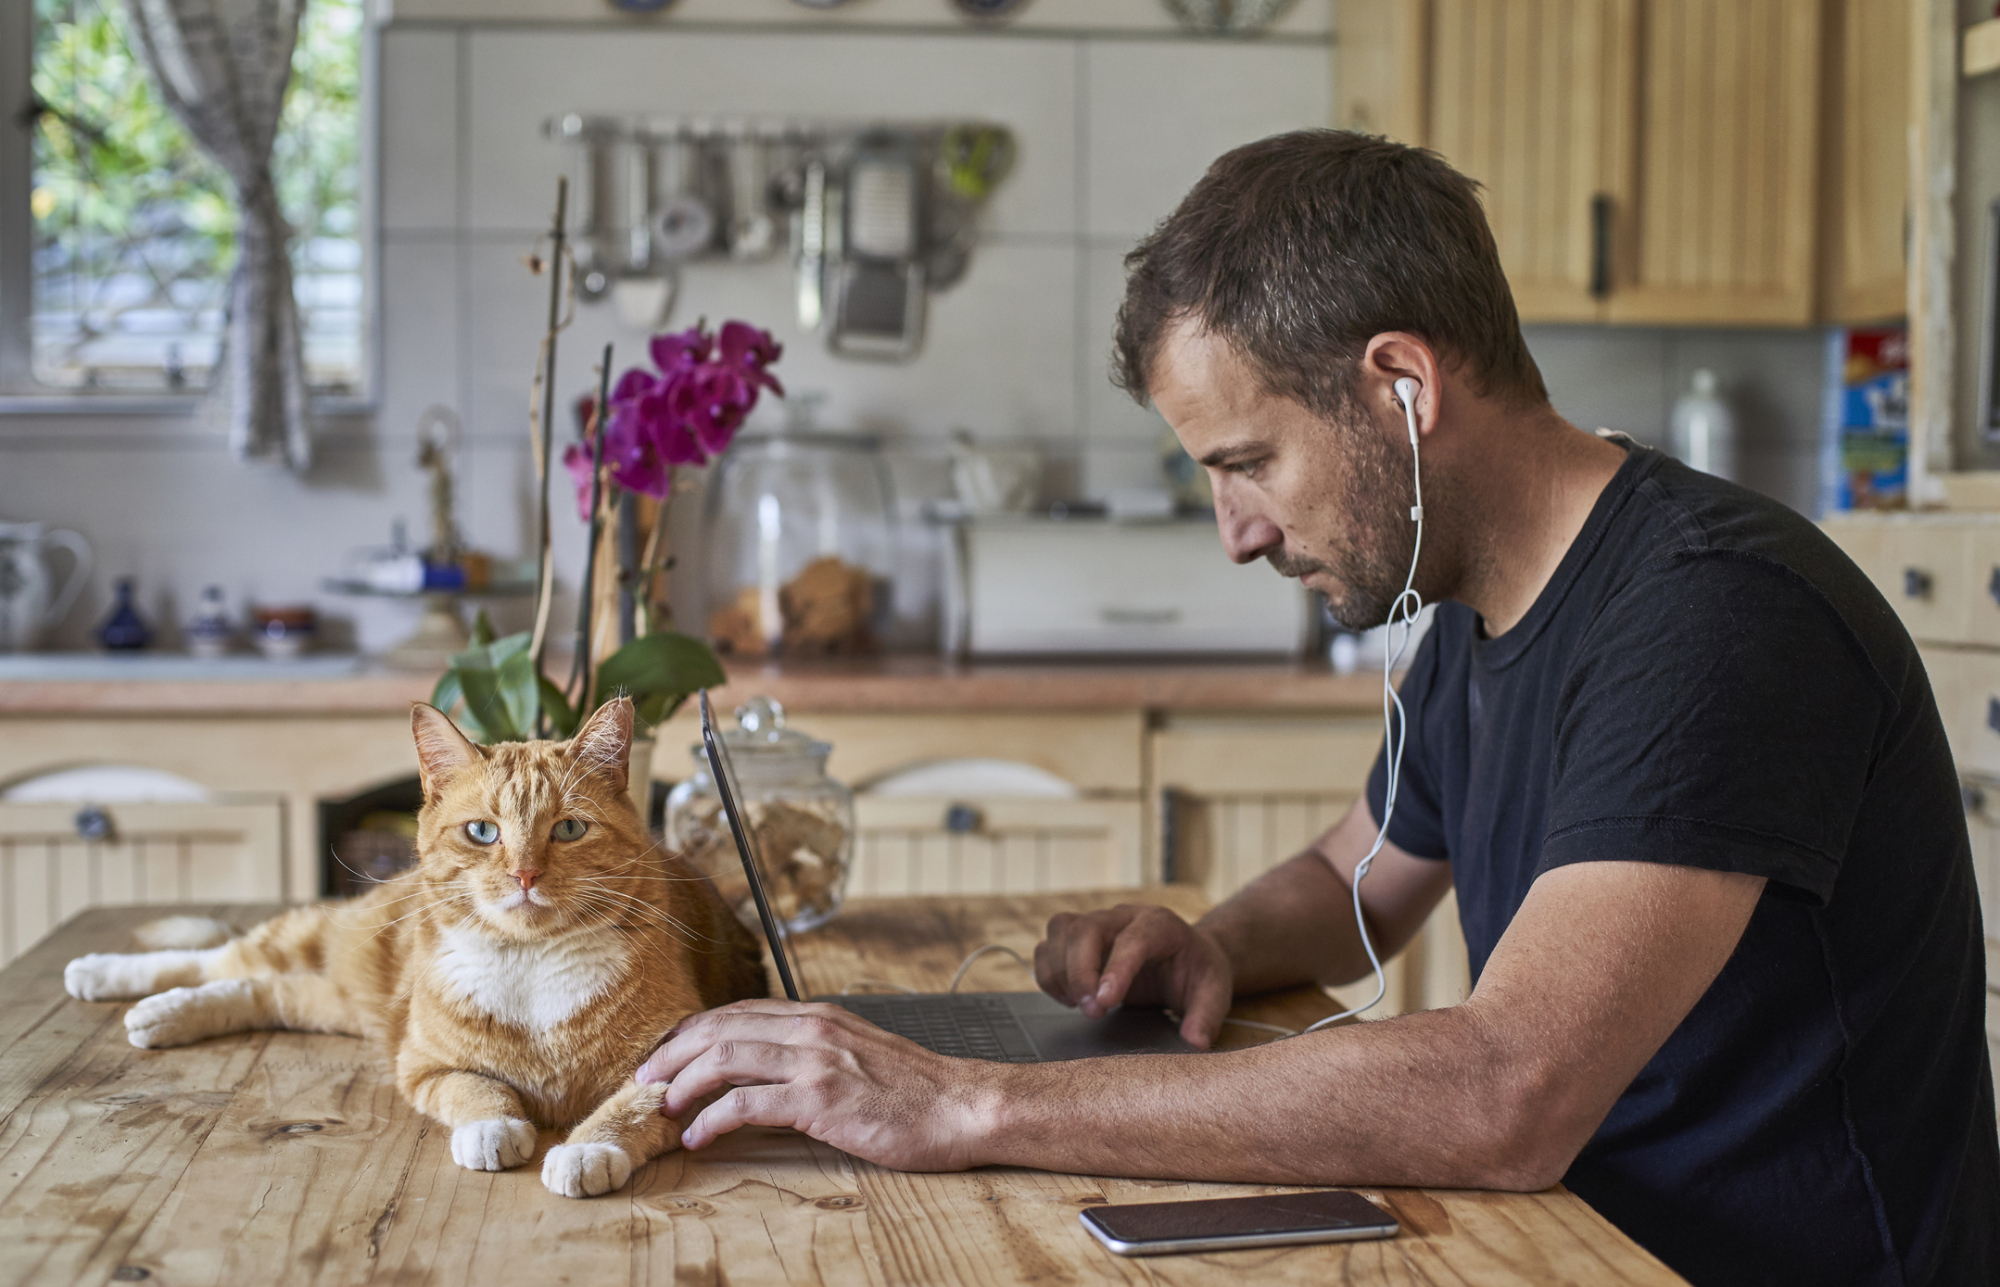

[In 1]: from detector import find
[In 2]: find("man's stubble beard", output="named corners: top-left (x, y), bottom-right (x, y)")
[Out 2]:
top-left (1265, 412), bottom-right (1423, 632)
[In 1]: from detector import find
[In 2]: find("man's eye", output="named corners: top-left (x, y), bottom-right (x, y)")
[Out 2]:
top-left (551, 818), bottom-right (588, 842)
top-left (465, 820), bottom-right (500, 845)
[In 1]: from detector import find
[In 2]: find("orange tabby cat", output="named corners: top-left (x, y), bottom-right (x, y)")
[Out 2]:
top-left (63, 697), bottom-right (767, 1198)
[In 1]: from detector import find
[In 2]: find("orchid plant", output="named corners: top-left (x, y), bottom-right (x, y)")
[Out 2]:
top-left (433, 316), bottom-right (782, 744)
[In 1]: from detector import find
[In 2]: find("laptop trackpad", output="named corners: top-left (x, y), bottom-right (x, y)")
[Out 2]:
top-left (1005, 991), bottom-right (1200, 1060)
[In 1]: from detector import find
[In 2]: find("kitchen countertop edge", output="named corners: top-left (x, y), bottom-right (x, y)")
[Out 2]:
top-left (0, 658), bottom-right (1399, 715)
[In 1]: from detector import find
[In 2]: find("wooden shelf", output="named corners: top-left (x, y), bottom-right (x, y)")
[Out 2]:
top-left (1965, 18), bottom-right (2000, 78)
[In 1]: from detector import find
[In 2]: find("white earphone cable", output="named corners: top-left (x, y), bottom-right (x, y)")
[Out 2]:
top-left (1304, 378), bottom-right (1426, 1033)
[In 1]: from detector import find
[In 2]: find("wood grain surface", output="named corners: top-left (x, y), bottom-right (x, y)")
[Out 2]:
top-left (0, 891), bottom-right (1685, 1286)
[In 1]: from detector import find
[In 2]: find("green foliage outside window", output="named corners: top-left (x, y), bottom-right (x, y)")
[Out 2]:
top-left (28, 0), bottom-right (362, 391)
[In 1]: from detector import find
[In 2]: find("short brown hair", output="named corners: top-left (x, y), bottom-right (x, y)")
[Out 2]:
top-left (1113, 130), bottom-right (1547, 416)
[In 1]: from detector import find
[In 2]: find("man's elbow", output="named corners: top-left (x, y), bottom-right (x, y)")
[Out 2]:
top-left (1458, 1054), bottom-right (1601, 1192)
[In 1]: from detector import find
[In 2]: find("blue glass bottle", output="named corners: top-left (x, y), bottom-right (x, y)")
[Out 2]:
top-left (98, 577), bottom-right (152, 651)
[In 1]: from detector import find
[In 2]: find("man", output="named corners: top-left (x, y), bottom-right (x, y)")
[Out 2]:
top-left (640, 133), bottom-right (1998, 1285)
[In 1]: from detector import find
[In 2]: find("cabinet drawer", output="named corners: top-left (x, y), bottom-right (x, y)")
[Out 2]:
top-left (1873, 525), bottom-right (1972, 645)
top-left (1927, 650), bottom-right (2000, 776)
top-left (850, 797), bottom-right (1144, 897)
top-left (0, 800), bottom-right (284, 965)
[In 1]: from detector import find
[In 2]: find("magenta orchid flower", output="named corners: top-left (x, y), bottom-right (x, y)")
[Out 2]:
top-left (568, 320), bottom-right (783, 519)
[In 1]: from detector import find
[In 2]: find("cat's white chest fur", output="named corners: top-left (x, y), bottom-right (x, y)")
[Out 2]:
top-left (433, 924), bottom-right (629, 1031)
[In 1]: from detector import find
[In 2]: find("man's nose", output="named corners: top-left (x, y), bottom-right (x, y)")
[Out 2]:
top-left (1214, 493), bottom-right (1282, 565)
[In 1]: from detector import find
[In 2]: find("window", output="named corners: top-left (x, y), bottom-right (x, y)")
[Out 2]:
top-left (5, 0), bottom-right (364, 397)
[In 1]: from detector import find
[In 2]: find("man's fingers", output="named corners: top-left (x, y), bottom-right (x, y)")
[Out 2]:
top-left (681, 1084), bottom-right (801, 1150)
top-left (1090, 918), bottom-right (1168, 1016)
top-left (1060, 916), bottom-right (1113, 1010)
top-left (660, 1038), bottom-right (802, 1118)
top-left (638, 1003), bottom-right (858, 1086)
top-left (1177, 968), bottom-right (1233, 1050)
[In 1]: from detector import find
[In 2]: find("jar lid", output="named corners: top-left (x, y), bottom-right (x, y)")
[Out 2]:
top-left (690, 695), bottom-right (831, 770)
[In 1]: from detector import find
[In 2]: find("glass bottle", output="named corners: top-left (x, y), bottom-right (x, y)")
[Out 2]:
top-left (665, 696), bottom-right (855, 934)
top-left (1670, 369), bottom-right (1737, 481)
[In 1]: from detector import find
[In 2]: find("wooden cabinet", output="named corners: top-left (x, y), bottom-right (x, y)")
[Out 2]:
top-left (1340, 0), bottom-right (1906, 327)
top-left (0, 799), bottom-right (284, 965)
top-left (850, 798), bottom-right (1144, 897)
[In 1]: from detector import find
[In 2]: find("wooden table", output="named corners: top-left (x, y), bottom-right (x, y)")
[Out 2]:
top-left (0, 888), bottom-right (1684, 1285)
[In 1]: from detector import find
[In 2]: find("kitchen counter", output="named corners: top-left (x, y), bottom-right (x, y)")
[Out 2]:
top-left (0, 654), bottom-right (1395, 715)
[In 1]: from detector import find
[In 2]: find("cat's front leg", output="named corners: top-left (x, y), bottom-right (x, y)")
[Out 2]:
top-left (65, 947), bottom-right (223, 1000)
top-left (541, 1079), bottom-right (678, 1198)
top-left (402, 1063), bottom-right (539, 1172)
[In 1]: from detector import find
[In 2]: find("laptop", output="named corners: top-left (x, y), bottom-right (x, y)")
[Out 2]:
top-left (699, 691), bottom-right (1198, 1063)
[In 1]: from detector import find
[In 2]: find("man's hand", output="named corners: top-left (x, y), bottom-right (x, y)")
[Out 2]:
top-left (1034, 904), bottom-right (1234, 1047)
top-left (634, 1000), bottom-right (1001, 1171)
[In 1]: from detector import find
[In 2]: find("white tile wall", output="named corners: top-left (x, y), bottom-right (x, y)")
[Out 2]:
top-left (0, 4), bottom-right (1837, 655)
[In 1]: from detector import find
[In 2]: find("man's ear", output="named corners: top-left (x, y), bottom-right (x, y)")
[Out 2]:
top-left (411, 703), bottom-right (483, 801)
top-left (567, 696), bottom-right (633, 796)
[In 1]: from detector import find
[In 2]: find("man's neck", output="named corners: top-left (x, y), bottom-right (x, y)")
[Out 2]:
top-left (1439, 405), bottom-right (1629, 638)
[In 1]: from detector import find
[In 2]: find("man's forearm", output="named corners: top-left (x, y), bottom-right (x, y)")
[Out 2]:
top-left (1199, 850), bottom-right (1376, 993)
top-left (971, 1003), bottom-right (1549, 1190)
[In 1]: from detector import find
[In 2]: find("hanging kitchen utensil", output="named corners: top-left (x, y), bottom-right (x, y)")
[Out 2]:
top-left (653, 132), bottom-right (717, 262)
top-left (790, 156), bottom-right (828, 328)
top-left (829, 135), bottom-right (926, 361)
top-left (726, 127), bottom-right (779, 260)
top-left (560, 117), bottom-right (612, 301)
top-left (1159, 0), bottom-right (1298, 33)
top-left (612, 135), bottom-right (676, 330)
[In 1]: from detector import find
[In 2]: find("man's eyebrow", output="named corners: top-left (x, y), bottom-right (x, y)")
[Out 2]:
top-left (1198, 442), bottom-right (1265, 468)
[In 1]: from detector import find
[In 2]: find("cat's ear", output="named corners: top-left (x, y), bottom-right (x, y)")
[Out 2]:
top-left (411, 703), bottom-right (483, 800)
top-left (567, 696), bottom-right (633, 796)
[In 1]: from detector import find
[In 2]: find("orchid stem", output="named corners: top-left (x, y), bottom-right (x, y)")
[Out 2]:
top-left (571, 343), bottom-right (614, 718)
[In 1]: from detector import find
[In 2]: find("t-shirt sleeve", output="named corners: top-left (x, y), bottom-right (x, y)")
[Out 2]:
top-left (1365, 613), bottom-right (1452, 861)
top-left (1538, 551), bottom-right (1891, 906)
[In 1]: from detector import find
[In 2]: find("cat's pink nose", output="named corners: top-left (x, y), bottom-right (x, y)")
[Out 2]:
top-left (513, 868), bottom-right (540, 892)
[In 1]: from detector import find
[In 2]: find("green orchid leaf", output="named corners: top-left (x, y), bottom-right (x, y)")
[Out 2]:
top-left (430, 669), bottom-right (463, 716)
top-left (496, 648), bottom-right (540, 740)
top-left (457, 664), bottom-right (522, 743)
top-left (591, 631), bottom-right (726, 719)
top-left (471, 609), bottom-right (498, 647)
top-left (538, 674), bottom-right (581, 739)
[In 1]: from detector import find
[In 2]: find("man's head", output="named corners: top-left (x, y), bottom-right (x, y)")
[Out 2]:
top-left (1114, 131), bottom-right (1548, 628)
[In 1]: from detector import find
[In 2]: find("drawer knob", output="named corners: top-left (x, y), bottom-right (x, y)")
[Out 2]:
top-left (943, 803), bottom-right (983, 834)
top-left (1904, 567), bottom-right (1933, 599)
top-left (1987, 698), bottom-right (2000, 737)
top-left (73, 806), bottom-right (114, 842)
top-left (1988, 567), bottom-right (2000, 606)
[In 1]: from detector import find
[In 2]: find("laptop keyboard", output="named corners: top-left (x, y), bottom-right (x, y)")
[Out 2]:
top-left (830, 994), bottom-right (1039, 1062)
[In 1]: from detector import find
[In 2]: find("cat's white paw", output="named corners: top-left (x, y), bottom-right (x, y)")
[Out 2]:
top-left (125, 979), bottom-right (258, 1048)
top-left (541, 1142), bottom-right (633, 1198)
top-left (66, 949), bottom-right (212, 1001)
top-left (67, 953), bottom-right (155, 1000)
top-left (451, 1118), bottom-right (536, 1171)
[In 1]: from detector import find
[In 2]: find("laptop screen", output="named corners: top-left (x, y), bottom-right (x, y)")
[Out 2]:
top-left (700, 691), bottom-right (804, 1001)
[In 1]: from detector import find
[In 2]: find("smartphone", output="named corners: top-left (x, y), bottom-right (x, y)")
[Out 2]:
top-left (1079, 1189), bottom-right (1398, 1257)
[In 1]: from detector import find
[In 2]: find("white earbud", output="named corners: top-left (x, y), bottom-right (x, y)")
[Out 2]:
top-left (1394, 377), bottom-right (1421, 448)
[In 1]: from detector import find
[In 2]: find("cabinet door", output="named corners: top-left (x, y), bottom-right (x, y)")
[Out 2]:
top-left (850, 798), bottom-right (1144, 898)
top-left (1424, 0), bottom-right (1638, 322)
top-left (1607, 0), bottom-right (1824, 324)
top-left (0, 800), bottom-right (285, 965)
top-left (1818, 0), bottom-right (1911, 323)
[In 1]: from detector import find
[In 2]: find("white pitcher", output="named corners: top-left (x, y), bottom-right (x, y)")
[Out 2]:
top-left (0, 523), bottom-right (93, 653)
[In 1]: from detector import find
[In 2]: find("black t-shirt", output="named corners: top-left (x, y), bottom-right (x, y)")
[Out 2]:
top-left (1365, 443), bottom-right (1998, 1287)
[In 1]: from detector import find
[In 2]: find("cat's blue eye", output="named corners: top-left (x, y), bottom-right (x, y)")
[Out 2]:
top-left (465, 820), bottom-right (500, 845)
top-left (551, 818), bottom-right (587, 842)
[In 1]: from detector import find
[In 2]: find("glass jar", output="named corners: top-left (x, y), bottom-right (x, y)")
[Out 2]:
top-left (702, 428), bottom-right (896, 657)
top-left (664, 696), bottom-right (855, 934)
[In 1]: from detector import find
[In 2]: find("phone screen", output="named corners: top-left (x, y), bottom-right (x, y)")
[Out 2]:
top-left (1081, 1189), bottom-right (1397, 1253)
